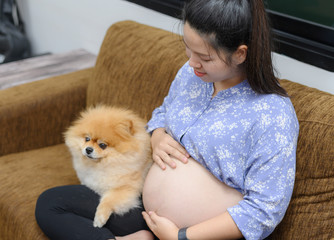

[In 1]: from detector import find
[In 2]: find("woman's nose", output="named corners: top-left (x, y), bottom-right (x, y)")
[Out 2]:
top-left (188, 56), bottom-right (201, 69)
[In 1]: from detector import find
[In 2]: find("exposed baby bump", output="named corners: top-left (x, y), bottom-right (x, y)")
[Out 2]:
top-left (142, 157), bottom-right (243, 228)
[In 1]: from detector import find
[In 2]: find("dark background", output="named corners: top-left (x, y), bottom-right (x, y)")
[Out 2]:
top-left (126, 0), bottom-right (334, 72)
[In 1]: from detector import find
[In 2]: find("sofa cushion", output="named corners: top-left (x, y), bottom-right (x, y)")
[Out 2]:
top-left (0, 69), bottom-right (91, 156)
top-left (271, 80), bottom-right (334, 239)
top-left (0, 144), bottom-right (78, 240)
top-left (87, 20), bottom-right (188, 120)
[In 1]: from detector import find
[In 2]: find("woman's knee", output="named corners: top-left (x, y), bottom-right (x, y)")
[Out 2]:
top-left (35, 186), bottom-right (65, 223)
top-left (35, 185), bottom-right (99, 222)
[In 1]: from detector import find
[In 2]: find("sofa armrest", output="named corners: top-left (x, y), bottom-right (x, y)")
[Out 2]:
top-left (0, 68), bottom-right (92, 156)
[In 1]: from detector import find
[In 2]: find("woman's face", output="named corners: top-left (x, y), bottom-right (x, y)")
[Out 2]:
top-left (183, 22), bottom-right (246, 92)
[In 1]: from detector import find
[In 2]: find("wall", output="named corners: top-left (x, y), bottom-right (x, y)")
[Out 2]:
top-left (17, 0), bottom-right (179, 55)
top-left (17, 0), bottom-right (334, 94)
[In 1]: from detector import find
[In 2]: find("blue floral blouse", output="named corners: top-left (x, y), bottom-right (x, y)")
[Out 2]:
top-left (146, 62), bottom-right (299, 240)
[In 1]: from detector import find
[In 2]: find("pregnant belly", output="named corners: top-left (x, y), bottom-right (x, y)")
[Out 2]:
top-left (142, 157), bottom-right (243, 228)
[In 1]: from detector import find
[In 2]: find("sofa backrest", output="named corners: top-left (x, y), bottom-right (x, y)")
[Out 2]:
top-left (87, 21), bottom-right (334, 239)
top-left (87, 20), bottom-right (187, 121)
top-left (273, 80), bottom-right (334, 239)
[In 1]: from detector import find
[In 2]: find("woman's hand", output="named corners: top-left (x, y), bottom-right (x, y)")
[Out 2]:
top-left (142, 211), bottom-right (179, 240)
top-left (151, 128), bottom-right (189, 169)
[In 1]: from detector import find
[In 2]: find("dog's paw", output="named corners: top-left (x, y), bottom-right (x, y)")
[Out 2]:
top-left (93, 205), bottom-right (113, 228)
top-left (93, 215), bottom-right (105, 228)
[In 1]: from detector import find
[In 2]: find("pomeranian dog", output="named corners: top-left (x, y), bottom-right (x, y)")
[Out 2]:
top-left (64, 105), bottom-right (152, 228)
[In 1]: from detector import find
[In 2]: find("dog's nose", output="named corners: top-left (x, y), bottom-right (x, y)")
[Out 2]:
top-left (85, 147), bottom-right (94, 154)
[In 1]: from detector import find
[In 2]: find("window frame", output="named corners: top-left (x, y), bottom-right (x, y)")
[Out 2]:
top-left (126, 0), bottom-right (334, 72)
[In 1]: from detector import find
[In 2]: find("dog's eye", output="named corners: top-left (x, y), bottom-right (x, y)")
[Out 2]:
top-left (99, 143), bottom-right (107, 150)
top-left (85, 137), bottom-right (90, 142)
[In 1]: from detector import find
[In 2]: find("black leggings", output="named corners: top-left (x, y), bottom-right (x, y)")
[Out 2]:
top-left (35, 185), bottom-right (151, 240)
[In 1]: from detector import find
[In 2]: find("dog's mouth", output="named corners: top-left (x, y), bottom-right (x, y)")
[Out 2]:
top-left (84, 153), bottom-right (101, 161)
top-left (82, 147), bottom-right (102, 161)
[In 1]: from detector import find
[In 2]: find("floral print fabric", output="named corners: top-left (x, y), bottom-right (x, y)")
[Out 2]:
top-left (146, 62), bottom-right (299, 239)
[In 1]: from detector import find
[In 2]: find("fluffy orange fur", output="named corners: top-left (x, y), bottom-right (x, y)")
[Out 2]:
top-left (64, 105), bottom-right (152, 227)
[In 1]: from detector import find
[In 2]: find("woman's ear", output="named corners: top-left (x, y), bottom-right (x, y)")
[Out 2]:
top-left (233, 45), bottom-right (248, 65)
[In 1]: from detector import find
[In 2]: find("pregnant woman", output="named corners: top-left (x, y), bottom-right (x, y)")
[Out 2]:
top-left (142, 0), bottom-right (299, 239)
top-left (35, 0), bottom-right (299, 239)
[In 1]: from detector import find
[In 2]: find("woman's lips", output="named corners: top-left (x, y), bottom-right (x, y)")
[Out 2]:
top-left (194, 69), bottom-right (206, 77)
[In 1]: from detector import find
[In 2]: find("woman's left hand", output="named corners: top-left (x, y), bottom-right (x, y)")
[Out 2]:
top-left (142, 211), bottom-right (179, 240)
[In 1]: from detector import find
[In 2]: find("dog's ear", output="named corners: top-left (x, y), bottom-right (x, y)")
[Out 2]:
top-left (114, 119), bottom-right (140, 153)
top-left (118, 119), bottom-right (135, 137)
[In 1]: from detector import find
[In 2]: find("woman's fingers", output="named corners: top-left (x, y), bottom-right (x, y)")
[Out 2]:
top-left (153, 151), bottom-right (176, 169)
top-left (151, 128), bottom-right (190, 167)
top-left (166, 142), bottom-right (189, 164)
top-left (153, 144), bottom-right (188, 168)
top-left (142, 211), bottom-right (154, 226)
top-left (152, 155), bottom-right (167, 170)
top-left (163, 155), bottom-right (177, 169)
top-left (152, 152), bottom-right (168, 170)
top-left (169, 140), bottom-right (190, 159)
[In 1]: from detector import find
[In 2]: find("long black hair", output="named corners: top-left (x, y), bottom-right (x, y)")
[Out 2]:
top-left (182, 0), bottom-right (288, 96)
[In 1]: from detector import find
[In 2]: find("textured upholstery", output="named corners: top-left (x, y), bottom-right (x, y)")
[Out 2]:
top-left (0, 21), bottom-right (333, 239)
top-left (0, 69), bottom-right (92, 156)
top-left (0, 145), bottom-right (79, 239)
top-left (272, 80), bottom-right (334, 239)
top-left (87, 21), bottom-right (188, 120)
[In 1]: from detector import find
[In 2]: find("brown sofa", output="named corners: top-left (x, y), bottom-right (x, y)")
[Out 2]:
top-left (0, 21), bottom-right (333, 240)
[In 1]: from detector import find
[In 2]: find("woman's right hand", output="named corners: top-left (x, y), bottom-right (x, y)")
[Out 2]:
top-left (151, 128), bottom-right (190, 170)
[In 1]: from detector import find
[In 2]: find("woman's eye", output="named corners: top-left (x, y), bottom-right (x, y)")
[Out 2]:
top-left (99, 143), bottom-right (107, 150)
top-left (85, 137), bottom-right (90, 142)
top-left (201, 57), bottom-right (211, 62)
